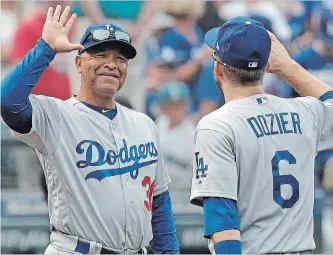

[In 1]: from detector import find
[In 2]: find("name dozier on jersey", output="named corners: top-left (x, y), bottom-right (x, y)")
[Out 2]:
top-left (247, 112), bottom-right (302, 138)
top-left (76, 139), bottom-right (159, 180)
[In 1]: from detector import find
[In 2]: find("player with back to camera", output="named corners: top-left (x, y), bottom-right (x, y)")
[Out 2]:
top-left (190, 16), bottom-right (333, 254)
top-left (1, 5), bottom-right (179, 255)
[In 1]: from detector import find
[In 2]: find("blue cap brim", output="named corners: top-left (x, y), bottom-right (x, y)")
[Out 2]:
top-left (79, 40), bottom-right (137, 59)
top-left (205, 27), bottom-right (220, 49)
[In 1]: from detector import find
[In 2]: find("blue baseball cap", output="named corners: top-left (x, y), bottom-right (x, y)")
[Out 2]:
top-left (205, 16), bottom-right (271, 70)
top-left (79, 24), bottom-right (137, 59)
top-left (158, 82), bottom-right (191, 104)
top-left (248, 14), bottom-right (273, 33)
top-left (316, 7), bottom-right (333, 46)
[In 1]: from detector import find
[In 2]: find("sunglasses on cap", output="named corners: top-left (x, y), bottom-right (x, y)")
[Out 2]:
top-left (81, 29), bottom-right (131, 45)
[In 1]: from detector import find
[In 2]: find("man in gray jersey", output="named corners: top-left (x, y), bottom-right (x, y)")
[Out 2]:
top-left (1, 5), bottom-right (179, 255)
top-left (189, 16), bottom-right (333, 254)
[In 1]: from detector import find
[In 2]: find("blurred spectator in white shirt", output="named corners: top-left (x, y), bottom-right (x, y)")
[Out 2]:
top-left (155, 82), bottom-right (196, 201)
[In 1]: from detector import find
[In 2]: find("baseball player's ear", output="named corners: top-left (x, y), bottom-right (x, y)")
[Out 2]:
top-left (214, 61), bottom-right (223, 76)
top-left (75, 55), bottom-right (82, 73)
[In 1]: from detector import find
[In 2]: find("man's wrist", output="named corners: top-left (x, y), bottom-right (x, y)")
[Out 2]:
top-left (39, 38), bottom-right (57, 56)
top-left (278, 58), bottom-right (297, 78)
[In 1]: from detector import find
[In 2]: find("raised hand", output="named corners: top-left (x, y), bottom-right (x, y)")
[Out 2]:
top-left (266, 31), bottom-right (293, 75)
top-left (42, 5), bottom-right (84, 53)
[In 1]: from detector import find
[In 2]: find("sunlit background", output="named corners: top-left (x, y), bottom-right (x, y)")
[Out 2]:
top-left (1, 0), bottom-right (333, 253)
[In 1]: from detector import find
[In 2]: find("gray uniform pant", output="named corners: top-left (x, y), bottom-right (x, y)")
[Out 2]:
top-left (45, 230), bottom-right (146, 255)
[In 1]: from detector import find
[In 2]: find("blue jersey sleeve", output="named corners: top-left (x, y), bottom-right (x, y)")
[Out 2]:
top-left (203, 197), bottom-right (240, 238)
top-left (1, 38), bottom-right (55, 134)
top-left (150, 191), bottom-right (179, 254)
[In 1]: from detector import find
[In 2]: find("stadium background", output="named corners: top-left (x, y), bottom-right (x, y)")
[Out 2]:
top-left (1, 0), bottom-right (333, 253)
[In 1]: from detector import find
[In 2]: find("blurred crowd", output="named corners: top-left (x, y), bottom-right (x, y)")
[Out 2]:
top-left (1, 0), bottom-right (333, 253)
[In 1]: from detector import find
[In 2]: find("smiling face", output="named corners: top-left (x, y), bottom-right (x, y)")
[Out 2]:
top-left (75, 44), bottom-right (128, 99)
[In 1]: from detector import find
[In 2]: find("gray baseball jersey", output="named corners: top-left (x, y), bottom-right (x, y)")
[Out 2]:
top-left (13, 95), bottom-right (171, 251)
top-left (190, 93), bottom-right (333, 253)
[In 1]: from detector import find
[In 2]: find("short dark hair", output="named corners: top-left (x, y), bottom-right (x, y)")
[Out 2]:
top-left (213, 51), bottom-right (266, 86)
top-left (223, 63), bottom-right (266, 86)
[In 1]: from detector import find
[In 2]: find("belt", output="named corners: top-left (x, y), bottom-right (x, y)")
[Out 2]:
top-left (75, 239), bottom-right (147, 254)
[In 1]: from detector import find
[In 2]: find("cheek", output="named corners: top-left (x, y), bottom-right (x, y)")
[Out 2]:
top-left (119, 63), bottom-right (128, 81)
top-left (82, 62), bottom-right (98, 82)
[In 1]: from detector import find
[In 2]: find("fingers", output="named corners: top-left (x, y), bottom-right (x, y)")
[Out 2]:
top-left (59, 6), bottom-right (70, 25)
top-left (267, 30), bottom-right (278, 42)
top-left (266, 63), bottom-right (270, 72)
top-left (70, 44), bottom-right (85, 51)
top-left (53, 5), bottom-right (62, 22)
top-left (64, 13), bottom-right (77, 33)
top-left (46, 7), bottom-right (53, 21)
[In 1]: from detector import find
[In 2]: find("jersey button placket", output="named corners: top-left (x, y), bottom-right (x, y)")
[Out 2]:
top-left (110, 120), bottom-right (128, 245)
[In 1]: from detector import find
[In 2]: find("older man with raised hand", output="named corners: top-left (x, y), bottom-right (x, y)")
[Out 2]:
top-left (1, 5), bottom-right (179, 255)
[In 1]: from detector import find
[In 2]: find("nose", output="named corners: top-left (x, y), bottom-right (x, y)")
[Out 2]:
top-left (103, 58), bottom-right (117, 70)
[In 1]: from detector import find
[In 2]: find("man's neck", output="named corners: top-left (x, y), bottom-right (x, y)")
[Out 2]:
top-left (76, 90), bottom-right (116, 109)
top-left (223, 82), bottom-right (264, 103)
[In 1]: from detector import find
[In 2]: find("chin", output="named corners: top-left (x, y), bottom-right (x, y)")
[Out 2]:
top-left (94, 83), bottom-right (120, 98)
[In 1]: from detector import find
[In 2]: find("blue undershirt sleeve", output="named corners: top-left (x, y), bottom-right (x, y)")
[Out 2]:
top-left (214, 240), bottom-right (241, 254)
top-left (203, 197), bottom-right (241, 254)
top-left (150, 191), bottom-right (179, 254)
top-left (1, 38), bottom-right (56, 134)
top-left (203, 197), bottom-right (240, 238)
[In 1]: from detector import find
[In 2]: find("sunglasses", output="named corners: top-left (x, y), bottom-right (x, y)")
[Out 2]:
top-left (212, 51), bottom-right (227, 66)
top-left (82, 29), bottom-right (131, 45)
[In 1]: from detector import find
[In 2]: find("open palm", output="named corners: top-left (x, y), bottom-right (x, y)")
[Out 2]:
top-left (42, 5), bottom-right (84, 53)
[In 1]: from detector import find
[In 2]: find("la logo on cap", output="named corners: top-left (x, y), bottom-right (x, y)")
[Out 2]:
top-left (105, 25), bottom-right (114, 30)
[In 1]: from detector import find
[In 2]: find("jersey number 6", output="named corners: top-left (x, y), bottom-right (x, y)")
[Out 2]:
top-left (271, 150), bottom-right (299, 209)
